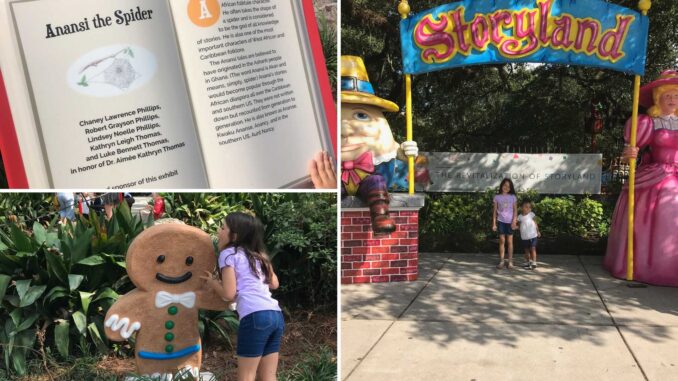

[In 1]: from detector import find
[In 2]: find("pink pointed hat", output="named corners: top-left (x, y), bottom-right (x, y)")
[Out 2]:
top-left (639, 70), bottom-right (678, 108)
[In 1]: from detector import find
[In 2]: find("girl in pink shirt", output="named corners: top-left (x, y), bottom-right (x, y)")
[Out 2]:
top-left (492, 178), bottom-right (518, 269)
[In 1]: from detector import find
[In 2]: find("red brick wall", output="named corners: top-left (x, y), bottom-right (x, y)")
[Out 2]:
top-left (341, 209), bottom-right (419, 284)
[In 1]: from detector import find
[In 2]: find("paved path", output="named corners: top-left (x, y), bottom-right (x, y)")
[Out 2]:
top-left (341, 253), bottom-right (678, 381)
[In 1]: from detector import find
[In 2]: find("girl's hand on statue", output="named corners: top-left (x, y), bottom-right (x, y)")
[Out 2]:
top-left (622, 145), bottom-right (639, 162)
top-left (200, 271), bottom-right (221, 290)
top-left (308, 151), bottom-right (337, 189)
top-left (401, 141), bottom-right (418, 157)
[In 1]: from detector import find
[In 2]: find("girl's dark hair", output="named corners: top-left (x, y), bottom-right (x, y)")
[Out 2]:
top-left (223, 212), bottom-right (272, 284)
top-left (498, 178), bottom-right (516, 195)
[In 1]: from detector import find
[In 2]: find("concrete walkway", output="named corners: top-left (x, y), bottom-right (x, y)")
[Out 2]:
top-left (341, 253), bottom-right (678, 381)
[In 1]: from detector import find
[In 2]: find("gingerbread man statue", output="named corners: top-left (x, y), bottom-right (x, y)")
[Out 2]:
top-left (341, 55), bottom-right (418, 233)
top-left (104, 223), bottom-right (229, 379)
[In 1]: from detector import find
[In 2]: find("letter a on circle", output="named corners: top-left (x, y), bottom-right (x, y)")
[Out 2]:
top-left (188, 0), bottom-right (219, 27)
top-left (199, 0), bottom-right (212, 19)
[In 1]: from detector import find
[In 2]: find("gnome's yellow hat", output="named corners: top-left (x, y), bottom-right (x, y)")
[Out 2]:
top-left (341, 56), bottom-right (399, 113)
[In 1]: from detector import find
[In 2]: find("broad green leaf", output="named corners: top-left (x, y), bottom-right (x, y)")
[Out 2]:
top-left (11, 347), bottom-right (27, 375)
top-left (72, 311), bottom-right (87, 334)
top-left (77, 255), bottom-right (106, 266)
top-left (79, 291), bottom-right (94, 315)
top-left (69, 228), bottom-right (93, 265)
top-left (9, 224), bottom-right (33, 252)
top-left (14, 312), bottom-right (39, 333)
top-left (6, 295), bottom-right (20, 307)
top-left (0, 274), bottom-right (10, 301)
top-left (0, 328), bottom-right (9, 371)
top-left (9, 308), bottom-right (21, 327)
top-left (11, 329), bottom-right (35, 375)
top-left (44, 286), bottom-right (68, 305)
top-left (93, 288), bottom-right (118, 302)
top-left (0, 252), bottom-right (21, 269)
top-left (45, 251), bottom-right (68, 284)
top-left (15, 279), bottom-right (31, 301)
top-left (32, 222), bottom-right (47, 245)
top-left (116, 203), bottom-right (133, 233)
top-left (87, 322), bottom-right (108, 353)
top-left (0, 241), bottom-right (8, 251)
top-left (45, 232), bottom-right (60, 247)
top-left (54, 319), bottom-right (70, 358)
top-left (68, 274), bottom-right (85, 291)
top-left (19, 285), bottom-right (46, 307)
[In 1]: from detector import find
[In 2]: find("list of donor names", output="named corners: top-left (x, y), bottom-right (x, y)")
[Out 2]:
top-left (73, 104), bottom-right (187, 175)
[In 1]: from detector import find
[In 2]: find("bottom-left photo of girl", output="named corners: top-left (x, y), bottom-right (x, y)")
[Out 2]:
top-left (0, 192), bottom-right (337, 381)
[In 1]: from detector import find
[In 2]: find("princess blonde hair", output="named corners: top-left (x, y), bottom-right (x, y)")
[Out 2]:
top-left (648, 84), bottom-right (678, 117)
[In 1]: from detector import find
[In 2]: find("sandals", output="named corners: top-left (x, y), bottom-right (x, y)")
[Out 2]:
top-left (496, 260), bottom-right (505, 269)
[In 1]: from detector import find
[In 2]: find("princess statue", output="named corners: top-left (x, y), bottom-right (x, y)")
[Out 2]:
top-left (604, 70), bottom-right (678, 286)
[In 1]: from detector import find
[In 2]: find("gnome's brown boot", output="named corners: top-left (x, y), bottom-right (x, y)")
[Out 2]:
top-left (367, 191), bottom-right (396, 234)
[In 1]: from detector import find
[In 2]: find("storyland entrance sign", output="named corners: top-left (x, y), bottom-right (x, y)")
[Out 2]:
top-left (400, 0), bottom-right (649, 75)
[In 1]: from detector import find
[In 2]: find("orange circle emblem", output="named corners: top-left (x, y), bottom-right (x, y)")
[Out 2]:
top-left (187, 0), bottom-right (220, 27)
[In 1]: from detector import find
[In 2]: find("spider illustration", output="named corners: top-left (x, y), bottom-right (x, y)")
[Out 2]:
top-left (77, 47), bottom-right (140, 90)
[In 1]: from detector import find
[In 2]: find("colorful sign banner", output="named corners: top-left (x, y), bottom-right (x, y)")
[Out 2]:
top-left (400, 0), bottom-right (649, 75)
top-left (421, 152), bottom-right (602, 194)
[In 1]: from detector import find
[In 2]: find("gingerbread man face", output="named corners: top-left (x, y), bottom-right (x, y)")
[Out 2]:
top-left (126, 224), bottom-right (215, 294)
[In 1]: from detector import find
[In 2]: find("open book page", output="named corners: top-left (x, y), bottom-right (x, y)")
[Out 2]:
top-left (8, 0), bottom-right (208, 188)
top-left (169, 0), bottom-right (330, 188)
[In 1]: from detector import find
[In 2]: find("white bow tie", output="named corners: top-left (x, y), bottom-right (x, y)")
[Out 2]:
top-left (155, 291), bottom-right (196, 308)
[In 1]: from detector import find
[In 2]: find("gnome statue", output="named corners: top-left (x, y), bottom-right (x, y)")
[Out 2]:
top-left (341, 55), bottom-right (418, 234)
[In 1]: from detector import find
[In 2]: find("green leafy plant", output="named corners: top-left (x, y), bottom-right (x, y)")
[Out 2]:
top-left (420, 191), bottom-right (614, 253)
top-left (278, 346), bottom-right (337, 381)
top-left (0, 202), bottom-right (143, 375)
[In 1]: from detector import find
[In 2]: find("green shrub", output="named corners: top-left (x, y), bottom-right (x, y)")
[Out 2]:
top-left (534, 196), bottom-right (610, 238)
top-left (0, 203), bottom-right (143, 375)
top-left (420, 192), bottom-right (615, 253)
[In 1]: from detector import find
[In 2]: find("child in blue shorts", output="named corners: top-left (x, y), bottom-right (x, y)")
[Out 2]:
top-left (202, 212), bottom-right (283, 381)
top-left (492, 178), bottom-right (518, 269)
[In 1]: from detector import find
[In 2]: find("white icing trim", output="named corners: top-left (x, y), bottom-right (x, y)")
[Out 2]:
top-left (105, 314), bottom-right (141, 339)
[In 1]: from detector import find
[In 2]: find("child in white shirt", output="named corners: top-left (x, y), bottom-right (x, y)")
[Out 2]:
top-left (517, 200), bottom-right (541, 270)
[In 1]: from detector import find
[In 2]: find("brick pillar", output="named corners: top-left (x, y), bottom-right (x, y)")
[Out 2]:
top-left (341, 195), bottom-right (425, 284)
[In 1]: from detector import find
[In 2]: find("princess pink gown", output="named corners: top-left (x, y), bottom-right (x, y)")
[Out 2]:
top-left (604, 115), bottom-right (678, 286)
